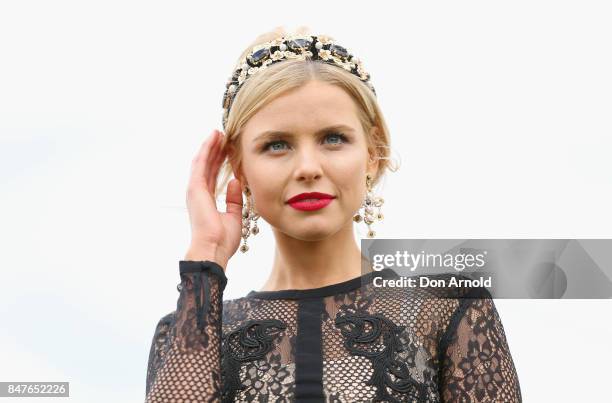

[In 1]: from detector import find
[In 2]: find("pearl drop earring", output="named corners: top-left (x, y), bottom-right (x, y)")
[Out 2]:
top-left (353, 173), bottom-right (384, 237)
top-left (239, 186), bottom-right (260, 253)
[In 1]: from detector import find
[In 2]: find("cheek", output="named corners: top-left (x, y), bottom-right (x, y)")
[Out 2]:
top-left (333, 147), bottom-right (365, 169)
top-left (333, 171), bottom-right (366, 212)
top-left (249, 175), bottom-right (285, 217)
top-left (252, 179), bottom-right (282, 203)
top-left (242, 157), bottom-right (282, 193)
top-left (331, 151), bottom-right (368, 187)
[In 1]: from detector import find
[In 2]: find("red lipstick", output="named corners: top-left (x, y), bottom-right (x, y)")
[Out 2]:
top-left (286, 192), bottom-right (336, 211)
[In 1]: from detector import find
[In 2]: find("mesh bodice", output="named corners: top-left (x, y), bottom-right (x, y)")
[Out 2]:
top-left (145, 261), bottom-right (522, 402)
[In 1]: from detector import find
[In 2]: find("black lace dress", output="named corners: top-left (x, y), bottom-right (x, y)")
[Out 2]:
top-left (145, 261), bottom-right (522, 402)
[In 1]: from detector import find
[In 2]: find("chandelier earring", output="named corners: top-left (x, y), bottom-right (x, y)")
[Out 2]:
top-left (239, 185), bottom-right (260, 253)
top-left (353, 173), bottom-right (384, 238)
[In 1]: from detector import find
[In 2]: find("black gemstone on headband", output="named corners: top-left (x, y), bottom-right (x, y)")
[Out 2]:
top-left (222, 37), bottom-right (378, 123)
top-left (249, 47), bottom-right (270, 65)
top-left (330, 44), bottom-right (348, 58)
top-left (288, 38), bottom-right (312, 51)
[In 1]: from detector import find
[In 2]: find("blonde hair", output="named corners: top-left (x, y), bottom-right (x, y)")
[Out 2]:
top-left (215, 26), bottom-right (399, 199)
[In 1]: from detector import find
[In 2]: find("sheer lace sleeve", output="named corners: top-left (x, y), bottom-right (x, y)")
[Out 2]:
top-left (439, 289), bottom-right (522, 402)
top-left (145, 260), bottom-right (228, 402)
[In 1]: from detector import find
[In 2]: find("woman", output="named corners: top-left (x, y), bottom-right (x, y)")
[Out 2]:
top-left (144, 27), bottom-right (522, 402)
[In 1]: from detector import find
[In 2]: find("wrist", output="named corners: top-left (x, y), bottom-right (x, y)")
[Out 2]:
top-left (184, 244), bottom-right (227, 269)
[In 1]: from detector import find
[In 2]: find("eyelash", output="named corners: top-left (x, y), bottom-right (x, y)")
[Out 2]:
top-left (262, 132), bottom-right (349, 152)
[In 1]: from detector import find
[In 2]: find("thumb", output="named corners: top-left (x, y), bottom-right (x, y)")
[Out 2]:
top-left (225, 178), bottom-right (244, 217)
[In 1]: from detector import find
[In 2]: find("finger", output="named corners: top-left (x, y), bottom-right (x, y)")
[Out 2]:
top-left (193, 130), bottom-right (216, 165)
top-left (225, 178), bottom-right (243, 217)
top-left (207, 132), bottom-right (227, 192)
top-left (190, 131), bottom-right (215, 179)
top-left (191, 130), bottom-right (220, 189)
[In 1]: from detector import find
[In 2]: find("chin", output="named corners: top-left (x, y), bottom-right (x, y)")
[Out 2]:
top-left (286, 224), bottom-right (336, 242)
top-left (293, 232), bottom-right (333, 242)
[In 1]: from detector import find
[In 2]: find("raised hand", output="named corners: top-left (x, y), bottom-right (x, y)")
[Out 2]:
top-left (184, 129), bottom-right (244, 271)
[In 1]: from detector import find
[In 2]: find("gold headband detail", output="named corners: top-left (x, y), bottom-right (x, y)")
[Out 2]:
top-left (221, 34), bottom-right (376, 129)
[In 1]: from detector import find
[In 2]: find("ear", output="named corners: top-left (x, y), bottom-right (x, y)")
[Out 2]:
top-left (227, 146), bottom-right (248, 190)
top-left (231, 163), bottom-right (247, 190)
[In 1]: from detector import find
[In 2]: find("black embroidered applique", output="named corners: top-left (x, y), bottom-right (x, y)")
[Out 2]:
top-left (221, 319), bottom-right (287, 402)
top-left (146, 266), bottom-right (522, 402)
top-left (335, 312), bottom-right (427, 403)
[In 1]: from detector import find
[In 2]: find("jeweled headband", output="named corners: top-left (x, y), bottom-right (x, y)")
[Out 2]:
top-left (221, 34), bottom-right (376, 129)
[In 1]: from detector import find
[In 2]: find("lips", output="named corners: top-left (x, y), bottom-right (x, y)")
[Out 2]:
top-left (286, 192), bottom-right (336, 212)
top-left (286, 192), bottom-right (336, 204)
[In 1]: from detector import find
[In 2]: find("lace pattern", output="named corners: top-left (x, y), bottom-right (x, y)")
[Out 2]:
top-left (145, 266), bottom-right (522, 402)
top-left (145, 261), bottom-right (227, 402)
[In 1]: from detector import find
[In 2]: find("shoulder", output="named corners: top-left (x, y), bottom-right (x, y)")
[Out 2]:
top-left (421, 275), bottom-right (500, 353)
top-left (221, 295), bottom-right (263, 326)
top-left (149, 296), bottom-right (256, 332)
top-left (378, 271), bottom-right (495, 337)
top-left (222, 295), bottom-right (252, 310)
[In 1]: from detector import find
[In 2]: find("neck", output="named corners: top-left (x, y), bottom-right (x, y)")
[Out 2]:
top-left (261, 221), bottom-right (373, 292)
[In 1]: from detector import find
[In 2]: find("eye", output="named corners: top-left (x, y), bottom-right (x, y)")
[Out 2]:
top-left (261, 132), bottom-right (350, 153)
top-left (323, 132), bottom-right (348, 146)
top-left (262, 139), bottom-right (289, 152)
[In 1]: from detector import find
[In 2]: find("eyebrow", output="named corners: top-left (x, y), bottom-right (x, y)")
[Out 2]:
top-left (253, 124), bottom-right (356, 143)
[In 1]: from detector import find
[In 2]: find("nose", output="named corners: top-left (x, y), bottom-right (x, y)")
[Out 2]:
top-left (292, 146), bottom-right (323, 183)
